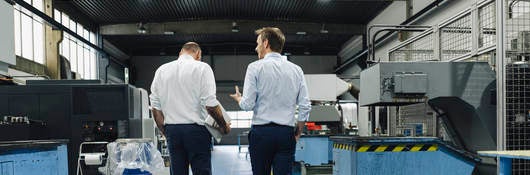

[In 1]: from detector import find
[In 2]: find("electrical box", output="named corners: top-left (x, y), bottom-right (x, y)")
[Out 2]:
top-left (393, 73), bottom-right (428, 94)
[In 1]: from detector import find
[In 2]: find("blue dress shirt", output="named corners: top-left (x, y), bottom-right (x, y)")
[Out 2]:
top-left (239, 52), bottom-right (311, 127)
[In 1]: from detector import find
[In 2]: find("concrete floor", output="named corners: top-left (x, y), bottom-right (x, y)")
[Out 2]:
top-left (161, 145), bottom-right (253, 175)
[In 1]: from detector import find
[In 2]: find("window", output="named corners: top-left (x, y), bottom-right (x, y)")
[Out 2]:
top-left (55, 10), bottom-right (99, 79)
top-left (13, 0), bottom-right (45, 64)
top-left (226, 111), bottom-right (253, 128)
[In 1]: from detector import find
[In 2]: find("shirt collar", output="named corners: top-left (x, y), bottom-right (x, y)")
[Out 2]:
top-left (263, 52), bottom-right (284, 60)
top-left (179, 54), bottom-right (195, 60)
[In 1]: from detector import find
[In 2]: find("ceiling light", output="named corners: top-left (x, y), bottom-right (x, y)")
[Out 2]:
top-left (231, 21), bottom-right (240, 33)
top-left (320, 24), bottom-right (329, 34)
top-left (304, 48), bottom-right (310, 55)
top-left (296, 31), bottom-right (306, 35)
top-left (163, 31), bottom-right (174, 35)
top-left (137, 22), bottom-right (147, 34)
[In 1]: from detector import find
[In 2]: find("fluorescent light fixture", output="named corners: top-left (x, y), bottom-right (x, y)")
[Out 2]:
top-left (137, 22), bottom-right (147, 34)
top-left (320, 24), bottom-right (328, 34)
top-left (231, 21), bottom-right (240, 33)
top-left (163, 31), bottom-right (175, 35)
top-left (296, 31), bottom-right (306, 35)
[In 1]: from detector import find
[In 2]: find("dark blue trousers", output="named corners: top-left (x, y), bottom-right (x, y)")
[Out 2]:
top-left (249, 123), bottom-right (296, 175)
top-left (165, 124), bottom-right (212, 175)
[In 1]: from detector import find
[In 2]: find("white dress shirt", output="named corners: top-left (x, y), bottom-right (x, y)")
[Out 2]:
top-left (150, 54), bottom-right (219, 125)
top-left (239, 52), bottom-right (311, 127)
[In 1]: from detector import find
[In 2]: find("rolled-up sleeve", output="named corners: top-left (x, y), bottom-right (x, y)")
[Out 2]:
top-left (200, 65), bottom-right (219, 107)
top-left (296, 69), bottom-right (311, 121)
top-left (239, 63), bottom-right (258, 111)
top-left (150, 69), bottom-right (162, 110)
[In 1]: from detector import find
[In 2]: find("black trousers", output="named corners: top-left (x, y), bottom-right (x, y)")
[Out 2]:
top-left (249, 123), bottom-right (296, 175)
top-left (165, 124), bottom-right (212, 175)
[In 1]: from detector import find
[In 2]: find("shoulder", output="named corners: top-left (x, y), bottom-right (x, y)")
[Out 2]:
top-left (246, 59), bottom-right (263, 69)
top-left (196, 61), bottom-right (214, 73)
top-left (286, 60), bottom-right (303, 73)
top-left (155, 61), bottom-right (173, 74)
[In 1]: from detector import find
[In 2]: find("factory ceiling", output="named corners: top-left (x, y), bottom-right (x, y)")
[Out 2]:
top-left (54, 0), bottom-right (391, 56)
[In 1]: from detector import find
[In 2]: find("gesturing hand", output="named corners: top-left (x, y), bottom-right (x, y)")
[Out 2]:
top-left (229, 85), bottom-right (242, 103)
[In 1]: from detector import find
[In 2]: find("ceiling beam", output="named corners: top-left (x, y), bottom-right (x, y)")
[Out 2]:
top-left (100, 19), bottom-right (365, 36)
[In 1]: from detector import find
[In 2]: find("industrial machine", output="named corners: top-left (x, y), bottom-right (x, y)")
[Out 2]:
top-left (0, 80), bottom-right (150, 175)
top-left (293, 74), bottom-right (358, 175)
top-left (341, 62), bottom-right (497, 174)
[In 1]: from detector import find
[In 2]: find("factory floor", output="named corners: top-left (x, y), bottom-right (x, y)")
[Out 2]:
top-left (161, 145), bottom-right (253, 175)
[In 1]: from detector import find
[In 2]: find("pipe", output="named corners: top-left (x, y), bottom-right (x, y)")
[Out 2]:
top-left (368, 26), bottom-right (431, 62)
top-left (4, 0), bottom-right (15, 5)
top-left (348, 83), bottom-right (360, 100)
top-left (335, 0), bottom-right (446, 73)
top-left (105, 61), bottom-right (110, 84)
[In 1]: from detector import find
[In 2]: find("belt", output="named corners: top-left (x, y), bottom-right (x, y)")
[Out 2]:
top-left (252, 123), bottom-right (294, 128)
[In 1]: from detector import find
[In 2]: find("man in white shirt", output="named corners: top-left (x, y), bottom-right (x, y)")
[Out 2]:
top-left (150, 42), bottom-right (230, 175)
top-left (230, 27), bottom-right (311, 175)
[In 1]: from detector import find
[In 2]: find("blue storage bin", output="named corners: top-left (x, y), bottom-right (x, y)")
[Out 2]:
top-left (123, 168), bottom-right (152, 175)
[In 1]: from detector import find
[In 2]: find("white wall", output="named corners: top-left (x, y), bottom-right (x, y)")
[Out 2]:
top-left (368, 1), bottom-right (408, 62)
top-left (410, 0), bottom-right (475, 26)
top-left (0, 1), bottom-right (15, 75)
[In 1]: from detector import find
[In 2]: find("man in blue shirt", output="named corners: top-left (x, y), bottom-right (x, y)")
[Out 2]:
top-left (230, 27), bottom-right (311, 175)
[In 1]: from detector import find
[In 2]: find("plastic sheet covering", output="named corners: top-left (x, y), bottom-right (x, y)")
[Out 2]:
top-left (103, 139), bottom-right (165, 175)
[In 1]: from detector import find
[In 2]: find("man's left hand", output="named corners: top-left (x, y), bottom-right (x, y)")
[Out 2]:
top-left (229, 85), bottom-right (242, 103)
top-left (295, 121), bottom-right (304, 142)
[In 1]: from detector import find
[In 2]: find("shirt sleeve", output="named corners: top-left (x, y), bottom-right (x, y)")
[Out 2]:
top-left (200, 65), bottom-right (220, 107)
top-left (296, 68), bottom-right (311, 122)
top-left (149, 68), bottom-right (162, 110)
top-left (239, 63), bottom-right (258, 111)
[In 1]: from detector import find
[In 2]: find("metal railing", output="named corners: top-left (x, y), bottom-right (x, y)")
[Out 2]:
top-left (388, 0), bottom-right (496, 62)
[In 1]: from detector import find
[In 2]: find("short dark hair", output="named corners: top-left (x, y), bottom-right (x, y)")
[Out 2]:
top-left (181, 42), bottom-right (201, 53)
top-left (255, 27), bottom-right (285, 53)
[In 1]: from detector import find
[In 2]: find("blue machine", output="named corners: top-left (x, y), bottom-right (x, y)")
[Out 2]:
top-left (330, 136), bottom-right (477, 175)
top-left (0, 140), bottom-right (69, 175)
top-left (295, 136), bottom-right (333, 166)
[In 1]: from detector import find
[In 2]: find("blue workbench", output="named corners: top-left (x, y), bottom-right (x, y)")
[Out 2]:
top-left (0, 140), bottom-right (69, 175)
top-left (478, 150), bottom-right (530, 175)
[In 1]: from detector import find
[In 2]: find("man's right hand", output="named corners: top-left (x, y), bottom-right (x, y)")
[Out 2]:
top-left (221, 122), bottom-right (232, 134)
top-left (206, 105), bottom-right (231, 135)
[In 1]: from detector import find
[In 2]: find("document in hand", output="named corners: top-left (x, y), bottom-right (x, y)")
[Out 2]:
top-left (204, 104), bottom-right (231, 143)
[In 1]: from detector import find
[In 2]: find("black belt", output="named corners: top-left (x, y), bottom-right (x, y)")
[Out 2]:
top-left (252, 123), bottom-right (294, 128)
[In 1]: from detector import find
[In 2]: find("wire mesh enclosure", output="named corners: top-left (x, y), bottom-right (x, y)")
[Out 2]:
top-left (479, 2), bottom-right (497, 49)
top-left (441, 14), bottom-right (473, 61)
top-left (388, 103), bottom-right (436, 137)
top-left (506, 62), bottom-right (530, 174)
top-left (505, 0), bottom-right (530, 174)
top-left (389, 33), bottom-right (435, 62)
top-left (506, 0), bottom-right (530, 63)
